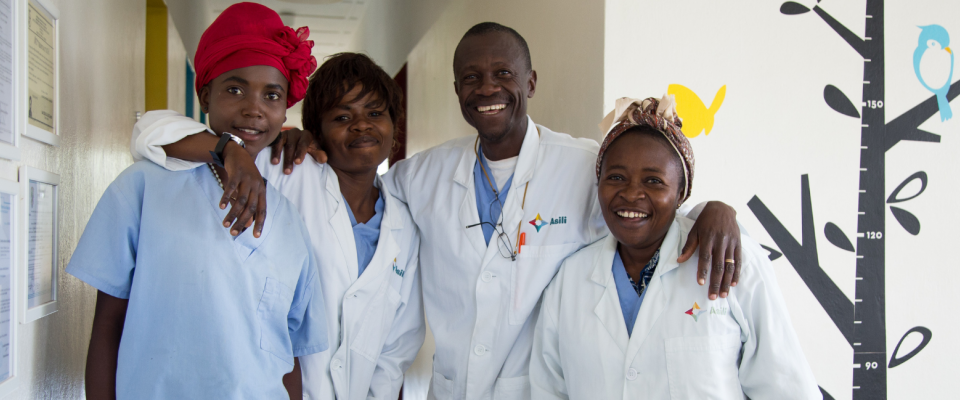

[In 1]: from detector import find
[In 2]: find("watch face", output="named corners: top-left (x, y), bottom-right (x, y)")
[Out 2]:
top-left (222, 133), bottom-right (246, 148)
top-left (230, 135), bottom-right (246, 148)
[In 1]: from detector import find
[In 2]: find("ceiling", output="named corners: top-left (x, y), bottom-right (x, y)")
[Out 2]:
top-left (208, 0), bottom-right (369, 61)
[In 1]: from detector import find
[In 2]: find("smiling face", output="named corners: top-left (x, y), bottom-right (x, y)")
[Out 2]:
top-left (319, 84), bottom-right (395, 175)
top-left (599, 130), bottom-right (685, 253)
top-left (199, 65), bottom-right (289, 157)
top-left (453, 31), bottom-right (536, 144)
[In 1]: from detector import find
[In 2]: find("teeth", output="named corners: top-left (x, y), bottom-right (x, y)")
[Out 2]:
top-left (616, 211), bottom-right (648, 219)
top-left (477, 104), bottom-right (507, 112)
top-left (238, 128), bottom-right (259, 134)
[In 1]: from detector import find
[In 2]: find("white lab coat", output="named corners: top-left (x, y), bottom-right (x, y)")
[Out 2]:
top-left (131, 111), bottom-right (426, 400)
top-left (531, 217), bottom-right (821, 400)
top-left (382, 117), bottom-right (608, 400)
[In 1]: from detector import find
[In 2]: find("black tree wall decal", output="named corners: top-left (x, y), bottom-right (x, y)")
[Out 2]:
top-left (748, 1), bottom-right (957, 398)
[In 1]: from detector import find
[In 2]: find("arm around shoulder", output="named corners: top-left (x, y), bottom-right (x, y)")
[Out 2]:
top-left (131, 110), bottom-right (212, 171)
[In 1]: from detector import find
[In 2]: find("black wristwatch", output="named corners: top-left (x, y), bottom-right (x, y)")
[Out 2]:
top-left (209, 133), bottom-right (244, 167)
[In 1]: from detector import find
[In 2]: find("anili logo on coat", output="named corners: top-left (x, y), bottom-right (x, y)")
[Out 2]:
top-left (392, 258), bottom-right (404, 277)
top-left (528, 213), bottom-right (567, 232)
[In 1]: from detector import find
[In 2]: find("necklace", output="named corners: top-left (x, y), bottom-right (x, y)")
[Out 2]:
top-left (207, 163), bottom-right (224, 189)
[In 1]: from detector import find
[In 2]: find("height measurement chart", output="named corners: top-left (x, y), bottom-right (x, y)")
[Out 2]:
top-left (0, 193), bottom-right (12, 381)
top-left (27, 181), bottom-right (52, 308)
top-left (25, 0), bottom-right (53, 134)
top-left (0, 0), bottom-right (13, 145)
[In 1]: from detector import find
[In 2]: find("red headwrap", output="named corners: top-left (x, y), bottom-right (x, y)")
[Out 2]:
top-left (194, 2), bottom-right (317, 108)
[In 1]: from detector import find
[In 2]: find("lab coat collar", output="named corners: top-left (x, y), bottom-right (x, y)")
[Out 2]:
top-left (323, 165), bottom-right (361, 279)
top-left (348, 174), bottom-right (403, 293)
top-left (589, 219), bottom-right (685, 360)
top-left (623, 219), bottom-right (684, 364)
top-left (452, 115), bottom-right (541, 188)
top-left (590, 235), bottom-right (630, 355)
top-left (452, 116), bottom-right (542, 260)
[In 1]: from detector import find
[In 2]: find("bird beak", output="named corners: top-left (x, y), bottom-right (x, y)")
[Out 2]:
top-left (947, 47), bottom-right (953, 54)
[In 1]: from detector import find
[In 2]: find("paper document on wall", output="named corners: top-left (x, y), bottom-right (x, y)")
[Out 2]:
top-left (0, 0), bottom-right (14, 145)
top-left (27, 181), bottom-right (52, 308)
top-left (0, 193), bottom-right (12, 381)
top-left (26, 1), bottom-right (53, 133)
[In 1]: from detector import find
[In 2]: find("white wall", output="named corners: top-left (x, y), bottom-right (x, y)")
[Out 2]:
top-left (404, 0), bottom-right (606, 158)
top-left (164, 0), bottom-right (213, 62)
top-left (350, 0), bottom-right (451, 76)
top-left (167, 13), bottom-right (187, 115)
top-left (0, 0), bottom-right (144, 398)
top-left (605, 0), bottom-right (958, 399)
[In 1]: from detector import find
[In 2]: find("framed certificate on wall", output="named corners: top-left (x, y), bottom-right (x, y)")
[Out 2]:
top-left (0, 179), bottom-right (19, 395)
top-left (19, 166), bottom-right (56, 322)
top-left (21, 0), bottom-right (58, 146)
top-left (0, 0), bottom-right (21, 160)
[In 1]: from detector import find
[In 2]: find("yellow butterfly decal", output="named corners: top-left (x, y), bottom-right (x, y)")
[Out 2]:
top-left (668, 84), bottom-right (726, 138)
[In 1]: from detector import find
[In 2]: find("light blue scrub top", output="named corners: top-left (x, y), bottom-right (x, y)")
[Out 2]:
top-left (66, 162), bottom-right (328, 400)
top-left (613, 251), bottom-right (647, 337)
top-left (474, 147), bottom-right (514, 245)
top-left (343, 192), bottom-right (384, 277)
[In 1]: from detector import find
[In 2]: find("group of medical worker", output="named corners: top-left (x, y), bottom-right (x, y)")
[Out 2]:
top-left (72, 1), bottom-right (822, 398)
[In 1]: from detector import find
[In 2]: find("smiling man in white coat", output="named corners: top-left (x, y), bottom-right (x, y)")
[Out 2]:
top-left (380, 23), bottom-right (744, 400)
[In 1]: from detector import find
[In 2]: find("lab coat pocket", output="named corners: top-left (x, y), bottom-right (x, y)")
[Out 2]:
top-left (350, 281), bottom-right (402, 363)
top-left (257, 277), bottom-right (296, 366)
top-left (493, 375), bottom-right (530, 400)
top-left (664, 333), bottom-right (743, 399)
top-left (509, 243), bottom-right (579, 325)
top-left (430, 368), bottom-right (455, 400)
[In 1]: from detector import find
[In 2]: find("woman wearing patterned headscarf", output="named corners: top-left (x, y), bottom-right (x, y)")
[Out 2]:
top-left (530, 96), bottom-right (821, 400)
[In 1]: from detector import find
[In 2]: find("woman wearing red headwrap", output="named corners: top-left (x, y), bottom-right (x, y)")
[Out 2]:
top-left (69, 3), bottom-right (327, 399)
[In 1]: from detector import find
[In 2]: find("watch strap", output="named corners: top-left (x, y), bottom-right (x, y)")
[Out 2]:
top-left (209, 133), bottom-right (233, 168)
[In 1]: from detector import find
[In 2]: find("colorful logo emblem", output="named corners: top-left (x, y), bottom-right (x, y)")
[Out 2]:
top-left (685, 302), bottom-right (707, 322)
top-left (528, 213), bottom-right (567, 232)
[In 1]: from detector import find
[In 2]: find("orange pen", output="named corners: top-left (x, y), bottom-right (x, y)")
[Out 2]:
top-left (517, 232), bottom-right (526, 254)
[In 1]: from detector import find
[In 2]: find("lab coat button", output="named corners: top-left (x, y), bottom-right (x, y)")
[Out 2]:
top-left (474, 345), bottom-right (486, 355)
top-left (481, 271), bottom-right (493, 282)
top-left (626, 368), bottom-right (638, 380)
top-left (331, 359), bottom-right (343, 370)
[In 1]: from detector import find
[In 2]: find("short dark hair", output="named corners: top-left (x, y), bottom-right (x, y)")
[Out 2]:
top-left (302, 53), bottom-right (404, 143)
top-left (461, 22), bottom-right (532, 70)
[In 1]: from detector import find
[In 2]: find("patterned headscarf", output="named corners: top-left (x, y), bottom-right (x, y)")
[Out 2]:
top-left (596, 95), bottom-right (695, 204)
top-left (194, 2), bottom-right (317, 108)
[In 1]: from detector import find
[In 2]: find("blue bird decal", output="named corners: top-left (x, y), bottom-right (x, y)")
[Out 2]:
top-left (914, 25), bottom-right (954, 121)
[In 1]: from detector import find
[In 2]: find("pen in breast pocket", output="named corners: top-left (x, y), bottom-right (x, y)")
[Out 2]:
top-left (517, 232), bottom-right (526, 254)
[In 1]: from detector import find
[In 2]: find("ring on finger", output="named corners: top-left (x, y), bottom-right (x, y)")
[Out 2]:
top-left (724, 258), bottom-right (735, 264)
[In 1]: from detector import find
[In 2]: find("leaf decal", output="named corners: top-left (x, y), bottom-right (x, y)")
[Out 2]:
top-left (889, 327), bottom-right (932, 368)
top-left (890, 207), bottom-right (921, 235)
top-left (824, 222), bottom-right (855, 252)
top-left (760, 244), bottom-right (783, 261)
top-left (887, 171), bottom-right (928, 204)
top-left (780, 2), bottom-right (811, 15)
top-left (823, 85), bottom-right (861, 118)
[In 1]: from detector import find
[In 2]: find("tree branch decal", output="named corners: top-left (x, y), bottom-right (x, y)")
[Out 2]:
top-left (756, 1), bottom-right (955, 398)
